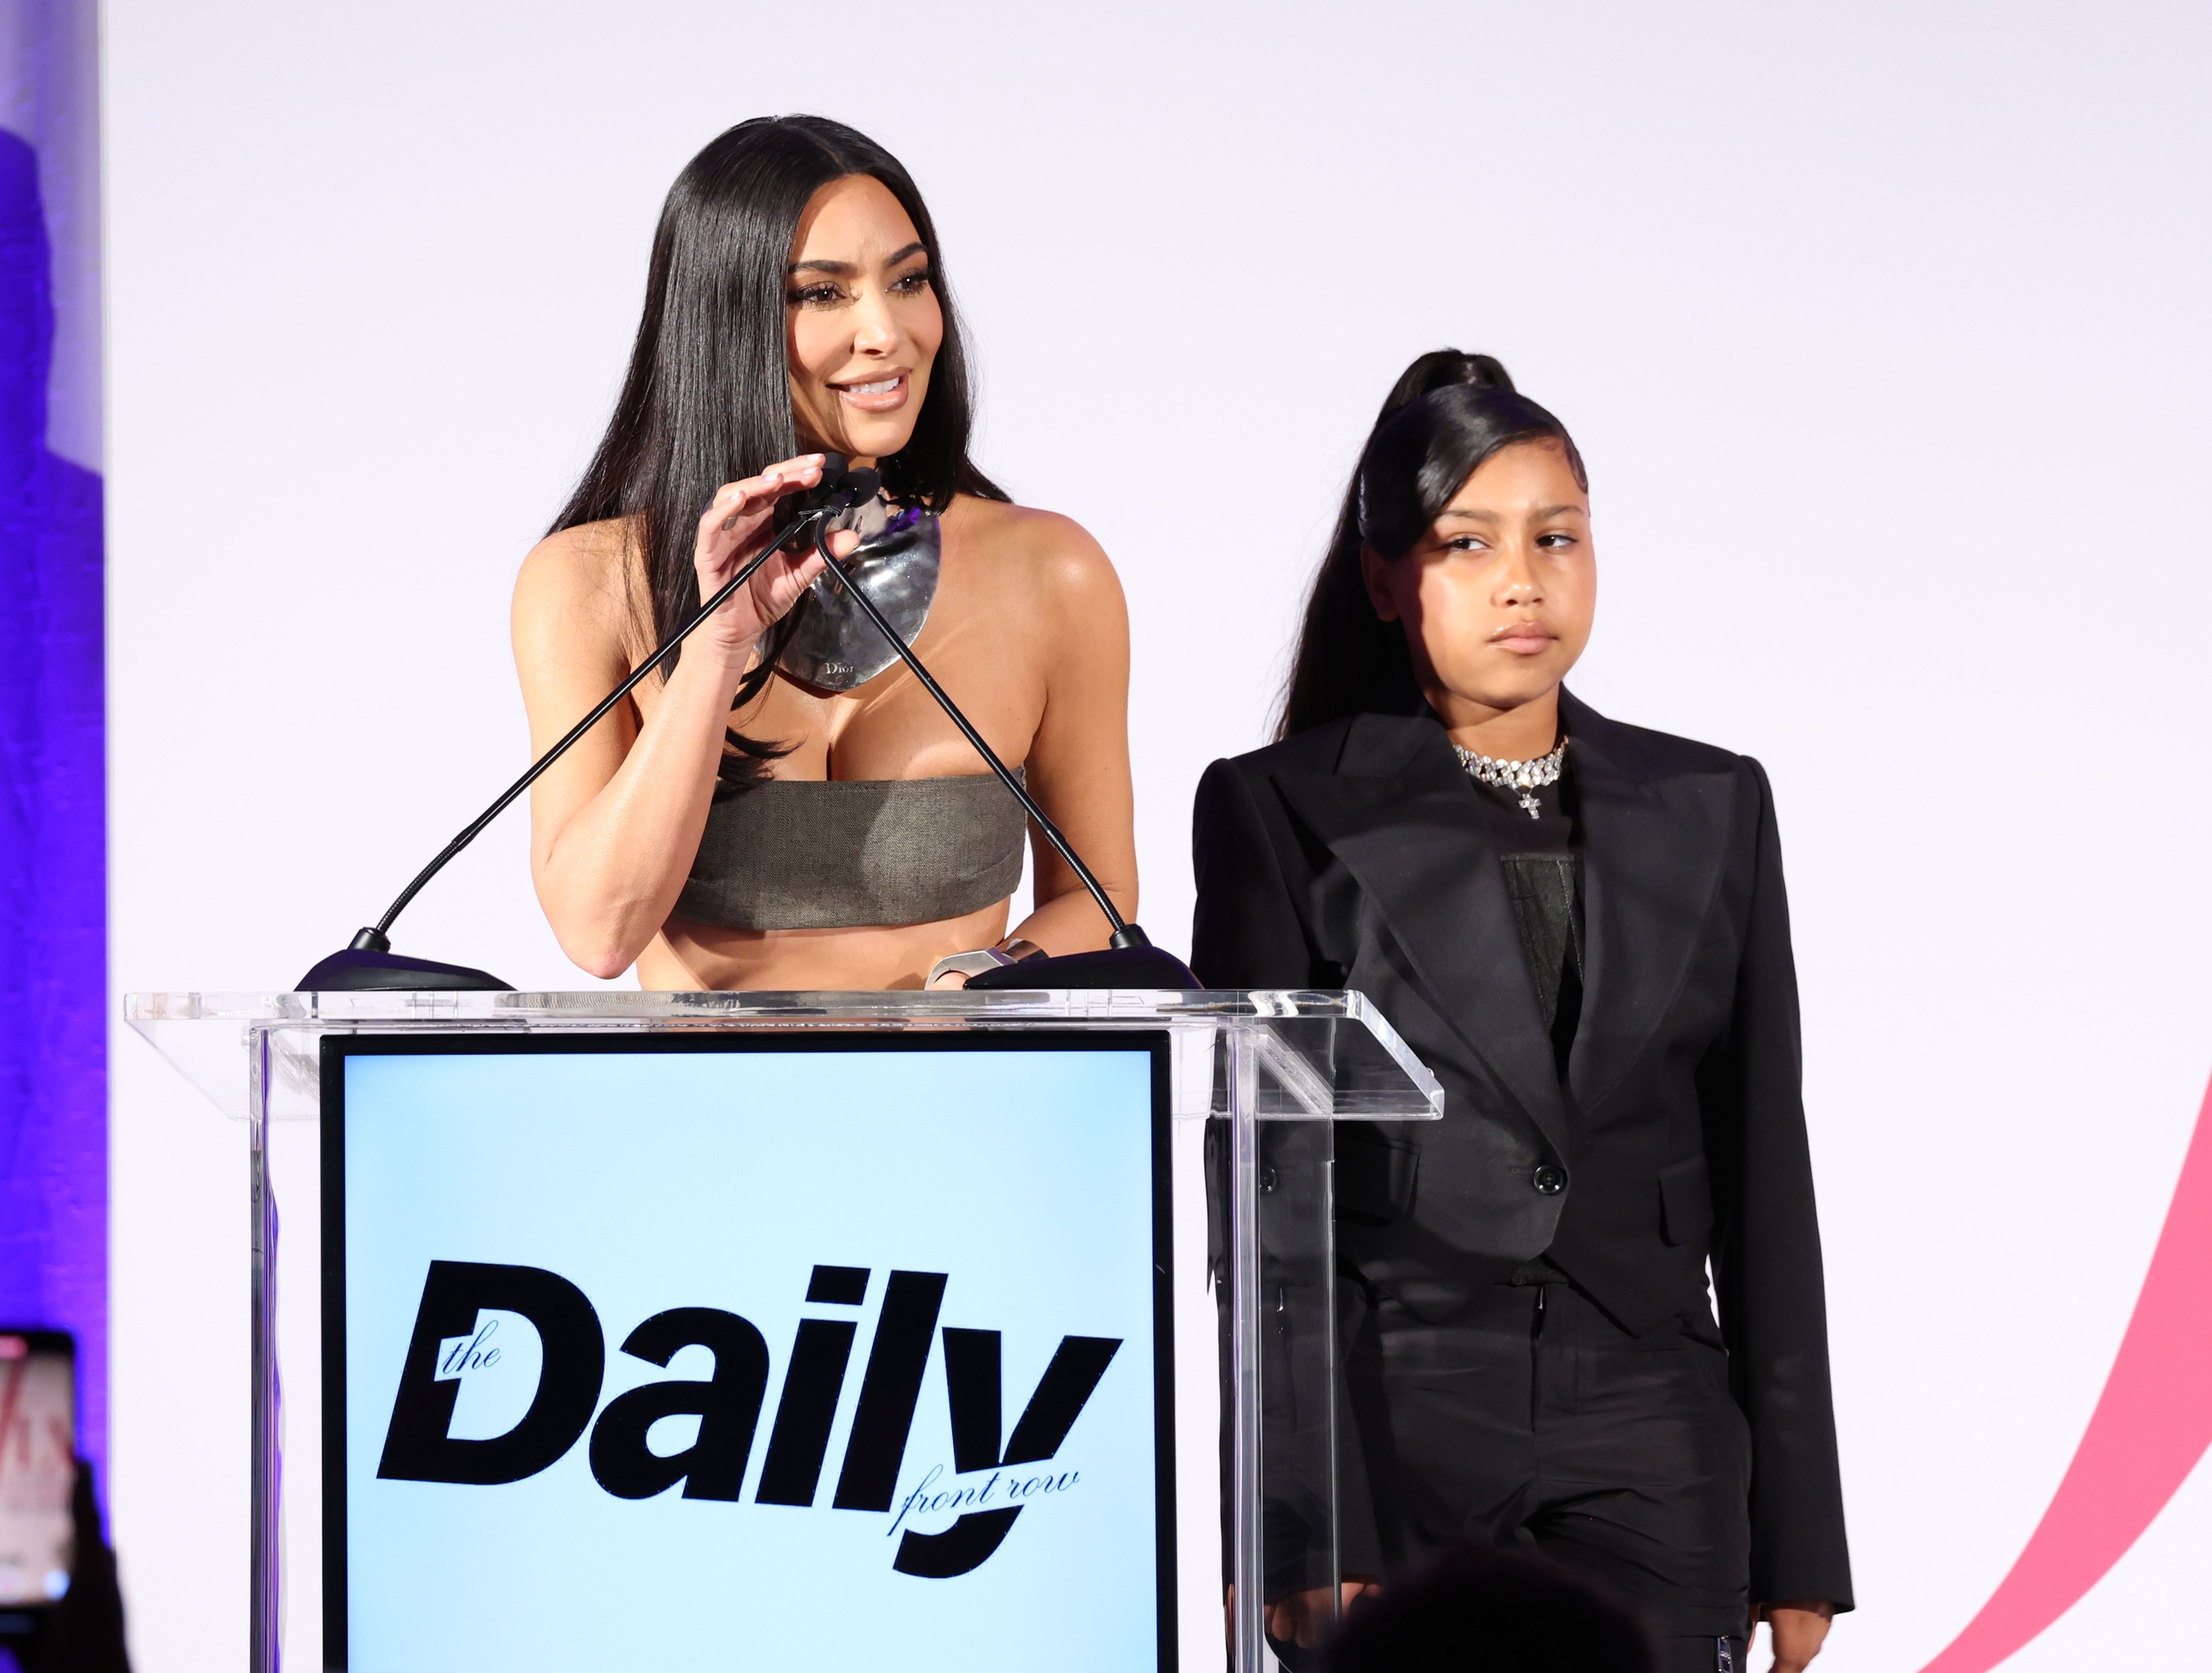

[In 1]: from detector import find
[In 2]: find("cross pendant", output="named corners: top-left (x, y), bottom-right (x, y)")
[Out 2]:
top-left (1519, 793), bottom-right (1542, 819)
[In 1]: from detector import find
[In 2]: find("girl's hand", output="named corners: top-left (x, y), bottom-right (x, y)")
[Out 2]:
top-left (689, 454), bottom-right (836, 661)
top-left (1223, 1580), bottom-right (1382, 1651)
top-left (1759, 1602), bottom-right (1835, 1672)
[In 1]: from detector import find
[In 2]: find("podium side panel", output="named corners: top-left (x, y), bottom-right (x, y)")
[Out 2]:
top-left (267, 1108), bottom-right (322, 1670)
top-left (1170, 1108), bottom-right (1223, 1672)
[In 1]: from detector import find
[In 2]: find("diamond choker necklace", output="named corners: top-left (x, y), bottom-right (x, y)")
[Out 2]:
top-left (1452, 734), bottom-right (1568, 819)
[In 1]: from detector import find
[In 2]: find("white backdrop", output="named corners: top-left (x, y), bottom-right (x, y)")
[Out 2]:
top-left (104, 2), bottom-right (2212, 1668)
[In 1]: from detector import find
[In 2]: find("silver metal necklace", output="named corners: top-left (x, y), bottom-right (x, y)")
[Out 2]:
top-left (763, 494), bottom-right (942, 691)
top-left (1452, 734), bottom-right (1568, 819)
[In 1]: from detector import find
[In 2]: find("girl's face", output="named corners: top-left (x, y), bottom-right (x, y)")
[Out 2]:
top-left (784, 174), bottom-right (945, 465)
top-left (1361, 438), bottom-right (1597, 723)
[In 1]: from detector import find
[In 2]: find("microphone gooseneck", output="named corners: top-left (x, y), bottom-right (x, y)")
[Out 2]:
top-left (796, 527), bottom-right (1198, 988)
top-left (799, 528), bottom-right (1151, 953)
top-left (298, 452), bottom-right (1194, 992)
top-left (366, 465), bottom-right (880, 943)
top-left (299, 457), bottom-right (877, 991)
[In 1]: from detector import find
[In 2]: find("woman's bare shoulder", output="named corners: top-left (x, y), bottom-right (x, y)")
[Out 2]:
top-left (513, 518), bottom-right (643, 647)
top-left (945, 495), bottom-right (1124, 610)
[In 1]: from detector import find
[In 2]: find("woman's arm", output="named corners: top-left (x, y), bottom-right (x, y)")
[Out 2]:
top-left (511, 459), bottom-right (831, 978)
top-left (1001, 520), bottom-right (1139, 954)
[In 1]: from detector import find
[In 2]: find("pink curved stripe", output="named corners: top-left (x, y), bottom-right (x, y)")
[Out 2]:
top-left (1917, 1068), bottom-right (2212, 1673)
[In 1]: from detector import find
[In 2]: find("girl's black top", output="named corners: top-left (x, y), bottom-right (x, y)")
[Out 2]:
top-left (1464, 757), bottom-right (1584, 1291)
top-left (1463, 759), bottom-right (1583, 1083)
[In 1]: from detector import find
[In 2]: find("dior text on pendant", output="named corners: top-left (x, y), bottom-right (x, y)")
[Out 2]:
top-left (1452, 734), bottom-right (1568, 819)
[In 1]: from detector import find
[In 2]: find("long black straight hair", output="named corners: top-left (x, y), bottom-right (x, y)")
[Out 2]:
top-left (1275, 350), bottom-right (1585, 739)
top-left (552, 115), bottom-right (1006, 778)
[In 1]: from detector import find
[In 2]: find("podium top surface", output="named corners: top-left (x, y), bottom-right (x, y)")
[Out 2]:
top-left (123, 988), bottom-right (1444, 1124)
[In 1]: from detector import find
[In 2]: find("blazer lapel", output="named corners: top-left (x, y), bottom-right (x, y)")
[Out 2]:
top-left (1274, 714), bottom-right (1572, 1158)
top-left (1562, 693), bottom-right (1737, 1117)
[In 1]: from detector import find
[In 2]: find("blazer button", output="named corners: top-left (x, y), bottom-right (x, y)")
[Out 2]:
top-left (1532, 1165), bottom-right (1566, 1196)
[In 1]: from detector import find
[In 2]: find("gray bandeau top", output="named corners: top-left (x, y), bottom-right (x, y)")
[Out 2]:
top-left (675, 769), bottom-right (1027, 931)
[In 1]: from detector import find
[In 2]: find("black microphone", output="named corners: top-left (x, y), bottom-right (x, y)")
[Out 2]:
top-left (298, 455), bottom-right (878, 991)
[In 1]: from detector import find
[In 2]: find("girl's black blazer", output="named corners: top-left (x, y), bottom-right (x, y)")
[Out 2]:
top-left (1190, 690), bottom-right (1853, 1608)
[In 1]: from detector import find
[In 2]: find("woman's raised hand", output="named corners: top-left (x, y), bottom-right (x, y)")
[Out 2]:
top-left (690, 454), bottom-right (855, 664)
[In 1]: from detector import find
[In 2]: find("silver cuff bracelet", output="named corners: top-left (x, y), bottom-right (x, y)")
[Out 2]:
top-left (926, 947), bottom-right (1020, 986)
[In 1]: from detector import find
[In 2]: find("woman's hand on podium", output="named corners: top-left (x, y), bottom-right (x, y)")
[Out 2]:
top-left (690, 454), bottom-right (854, 668)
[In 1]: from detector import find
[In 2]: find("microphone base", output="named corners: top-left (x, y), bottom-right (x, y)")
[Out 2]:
top-left (965, 935), bottom-right (1197, 992)
top-left (296, 943), bottom-right (513, 992)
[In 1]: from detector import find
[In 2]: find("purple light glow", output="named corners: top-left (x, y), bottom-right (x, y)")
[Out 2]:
top-left (0, 101), bottom-right (106, 1509)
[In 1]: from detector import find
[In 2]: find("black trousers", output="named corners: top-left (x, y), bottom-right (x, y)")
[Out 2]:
top-left (1347, 1279), bottom-right (1751, 1673)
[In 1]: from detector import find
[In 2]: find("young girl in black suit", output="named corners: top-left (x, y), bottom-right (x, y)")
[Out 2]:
top-left (1191, 353), bottom-right (1850, 1673)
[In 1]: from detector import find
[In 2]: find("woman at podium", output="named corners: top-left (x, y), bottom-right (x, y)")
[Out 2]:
top-left (1190, 353), bottom-right (1851, 1672)
top-left (510, 116), bottom-right (1136, 991)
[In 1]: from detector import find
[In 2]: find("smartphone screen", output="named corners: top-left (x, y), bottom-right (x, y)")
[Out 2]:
top-left (0, 1332), bottom-right (74, 1607)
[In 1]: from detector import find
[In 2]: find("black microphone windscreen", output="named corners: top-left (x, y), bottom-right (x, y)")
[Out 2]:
top-left (818, 451), bottom-right (849, 489)
top-left (844, 467), bottom-right (881, 502)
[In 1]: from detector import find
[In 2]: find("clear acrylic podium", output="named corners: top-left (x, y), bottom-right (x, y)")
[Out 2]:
top-left (126, 988), bottom-right (1442, 1673)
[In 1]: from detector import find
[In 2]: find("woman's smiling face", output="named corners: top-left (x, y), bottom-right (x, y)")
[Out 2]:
top-left (1360, 437), bottom-right (1597, 722)
top-left (783, 174), bottom-right (944, 466)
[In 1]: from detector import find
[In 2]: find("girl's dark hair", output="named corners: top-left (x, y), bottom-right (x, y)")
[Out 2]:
top-left (1275, 350), bottom-right (1585, 740)
top-left (552, 114), bottom-right (1006, 783)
